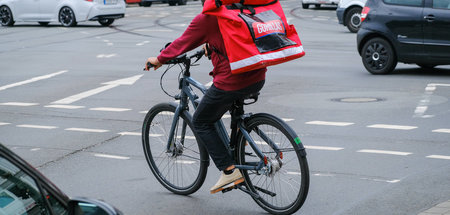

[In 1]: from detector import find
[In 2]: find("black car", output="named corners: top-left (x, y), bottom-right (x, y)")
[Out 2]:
top-left (357, 0), bottom-right (450, 74)
top-left (0, 143), bottom-right (122, 215)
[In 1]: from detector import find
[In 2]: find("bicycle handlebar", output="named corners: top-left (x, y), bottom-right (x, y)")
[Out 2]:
top-left (144, 49), bottom-right (205, 71)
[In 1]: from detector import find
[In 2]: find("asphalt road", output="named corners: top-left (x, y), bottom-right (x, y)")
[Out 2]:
top-left (1, 1), bottom-right (449, 214)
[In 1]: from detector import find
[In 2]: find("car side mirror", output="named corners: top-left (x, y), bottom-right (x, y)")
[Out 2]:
top-left (68, 197), bottom-right (122, 215)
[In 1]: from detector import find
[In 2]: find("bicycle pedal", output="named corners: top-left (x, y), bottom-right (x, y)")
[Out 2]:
top-left (221, 186), bottom-right (236, 193)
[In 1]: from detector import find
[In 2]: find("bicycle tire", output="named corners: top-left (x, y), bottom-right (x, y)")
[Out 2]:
top-left (142, 103), bottom-right (208, 195)
top-left (237, 113), bottom-right (309, 215)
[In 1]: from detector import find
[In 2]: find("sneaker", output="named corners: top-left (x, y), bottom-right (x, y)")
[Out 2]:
top-left (210, 169), bottom-right (244, 194)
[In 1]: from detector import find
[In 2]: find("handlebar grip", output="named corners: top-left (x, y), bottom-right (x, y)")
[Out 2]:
top-left (144, 62), bottom-right (156, 71)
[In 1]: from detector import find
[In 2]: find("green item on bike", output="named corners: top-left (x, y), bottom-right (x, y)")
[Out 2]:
top-left (294, 137), bottom-right (302, 145)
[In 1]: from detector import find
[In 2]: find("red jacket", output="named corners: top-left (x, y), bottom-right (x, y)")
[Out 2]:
top-left (157, 14), bottom-right (266, 91)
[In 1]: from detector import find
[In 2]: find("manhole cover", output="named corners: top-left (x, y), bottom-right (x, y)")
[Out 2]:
top-left (332, 97), bottom-right (385, 103)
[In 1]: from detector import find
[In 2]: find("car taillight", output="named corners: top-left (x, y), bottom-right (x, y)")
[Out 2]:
top-left (85, 0), bottom-right (93, 2)
top-left (361, 6), bottom-right (370, 22)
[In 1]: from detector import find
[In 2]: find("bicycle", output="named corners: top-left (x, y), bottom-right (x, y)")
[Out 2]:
top-left (142, 48), bottom-right (309, 214)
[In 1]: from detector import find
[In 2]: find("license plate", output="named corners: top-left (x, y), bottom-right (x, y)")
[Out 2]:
top-left (104, 0), bottom-right (118, 5)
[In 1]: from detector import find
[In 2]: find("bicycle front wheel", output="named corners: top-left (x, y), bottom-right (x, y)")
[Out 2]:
top-left (142, 103), bottom-right (208, 195)
top-left (237, 113), bottom-right (309, 215)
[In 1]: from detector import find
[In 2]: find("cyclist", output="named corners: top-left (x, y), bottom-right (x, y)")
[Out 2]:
top-left (145, 2), bottom-right (266, 194)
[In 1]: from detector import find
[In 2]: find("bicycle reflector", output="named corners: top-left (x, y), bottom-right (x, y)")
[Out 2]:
top-left (279, 152), bottom-right (283, 159)
top-left (264, 156), bottom-right (268, 165)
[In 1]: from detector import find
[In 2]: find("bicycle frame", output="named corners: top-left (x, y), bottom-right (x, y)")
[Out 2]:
top-left (164, 56), bottom-right (270, 173)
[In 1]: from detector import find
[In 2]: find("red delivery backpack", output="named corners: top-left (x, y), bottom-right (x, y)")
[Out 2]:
top-left (202, 0), bottom-right (305, 74)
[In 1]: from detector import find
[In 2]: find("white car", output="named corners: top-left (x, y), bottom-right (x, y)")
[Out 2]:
top-left (0, 0), bottom-right (125, 27)
top-left (336, 0), bottom-right (366, 33)
top-left (302, 0), bottom-right (339, 9)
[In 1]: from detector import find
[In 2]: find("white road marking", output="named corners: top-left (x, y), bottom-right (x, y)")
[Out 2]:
top-left (282, 118), bottom-right (295, 122)
top-left (30, 148), bottom-right (41, 151)
top-left (414, 83), bottom-right (450, 118)
top-left (357, 149), bottom-right (412, 156)
top-left (432, 129), bottom-right (450, 134)
top-left (97, 54), bottom-right (117, 58)
top-left (0, 102), bottom-right (39, 106)
top-left (426, 155), bottom-right (450, 160)
top-left (52, 75), bottom-right (143, 104)
top-left (287, 171), bottom-right (302, 175)
top-left (16, 124), bottom-right (58, 129)
top-left (176, 135), bottom-right (196, 140)
top-left (45, 105), bottom-right (85, 109)
top-left (0, 122), bottom-right (11, 126)
top-left (304, 145), bottom-right (344, 151)
top-left (136, 41), bottom-right (150, 46)
top-left (174, 160), bottom-right (196, 164)
top-left (360, 177), bottom-right (400, 183)
top-left (305, 121), bottom-right (354, 126)
top-left (118, 132), bottom-right (141, 136)
top-left (0, 70), bottom-right (67, 92)
top-left (367, 124), bottom-right (417, 130)
top-left (65, 128), bottom-right (109, 133)
top-left (94, 153), bottom-right (130, 160)
top-left (222, 114), bottom-right (231, 119)
top-left (90, 107), bottom-right (131, 112)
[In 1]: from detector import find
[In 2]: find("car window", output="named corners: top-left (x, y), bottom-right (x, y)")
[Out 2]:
top-left (383, 0), bottom-right (423, 6)
top-left (433, 0), bottom-right (450, 9)
top-left (0, 157), bottom-right (50, 215)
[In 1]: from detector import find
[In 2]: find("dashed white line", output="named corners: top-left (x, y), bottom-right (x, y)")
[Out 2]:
top-left (282, 118), bottom-right (295, 122)
top-left (16, 124), bottom-right (58, 129)
top-left (89, 107), bottom-right (131, 112)
top-left (305, 121), bottom-right (354, 126)
top-left (367, 124), bottom-right (417, 130)
top-left (360, 177), bottom-right (401, 183)
top-left (426, 155), bottom-right (450, 160)
top-left (174, 160), bottom-right (196, 164)
top-left (304, 145), bottom-right (344, 151)
top-left (45, 105), bottom-right (85, 109)
top-left (0, 102), bottom-right (39, 106)
top-left (357, 149), bottom-right (412, 156)
top-left (65, 128), bottom-right (109, 133)
top-left (97, 54), bottom-right (117, 58)
top-left (0, 122), bottom-right (11, 126)
top-left (0, 70), bottom-right (67, 92)
top-left (94, 153), bottom-right (130, 160)
top-left (118, 132), bottom-right (141, 136)
top-left (432, 129), bottom-right (450, 134)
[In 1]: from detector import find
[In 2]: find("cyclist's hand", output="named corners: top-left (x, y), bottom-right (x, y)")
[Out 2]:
top-left (145, 57), bottom-right (162, 71)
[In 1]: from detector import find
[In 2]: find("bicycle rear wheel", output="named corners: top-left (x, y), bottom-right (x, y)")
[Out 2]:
top-left (142, 103), bottom-right (208, 195)
top-left (237, 113), bottom-right (309, 215)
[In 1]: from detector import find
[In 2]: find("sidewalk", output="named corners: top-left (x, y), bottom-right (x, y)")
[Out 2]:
top-left (419, 200), bottom-right (450, 215)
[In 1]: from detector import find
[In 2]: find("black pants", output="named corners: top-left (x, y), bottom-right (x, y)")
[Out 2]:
top-left (192, 80), bottom-right (265, 171)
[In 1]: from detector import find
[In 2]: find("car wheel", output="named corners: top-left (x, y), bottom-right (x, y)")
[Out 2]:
top-left (168, 0), bottom-right (177, 6)
top-left (302, 3), bottom-right (309, 9)
top-left (315, 4), bottom-right (321, 8)
top-left (345, 7), bottom-right (362, 33)
top-left (59, 7), bottom-right (77, 27)
top-left (178, 0), bottom-right (187, 5)
top-left (0, 6), bottom-right (14, 26)
top-left (417, 64), bottom-right (437, 69)
top-left (98, 19), bottom-right (114, 26)
top-left (38, 22), bottom-right (49, 26)
top-left (361, 38), bottom-right (397, 75)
